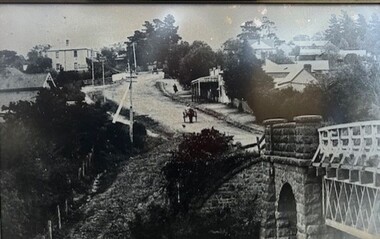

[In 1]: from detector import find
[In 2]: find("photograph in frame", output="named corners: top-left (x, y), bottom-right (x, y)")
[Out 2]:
top-left (1, 2), bottom-right (380, 239)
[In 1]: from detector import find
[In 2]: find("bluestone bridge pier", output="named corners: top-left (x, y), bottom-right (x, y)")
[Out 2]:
top-left (199, 115), bottom-right (380, 239)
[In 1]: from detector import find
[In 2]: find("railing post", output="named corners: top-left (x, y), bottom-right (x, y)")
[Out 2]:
top-left (48, 220), bottom-right (52, 239)
top-left (57, 205), bottom-right (61, 229)
top-left (65, 199), bottom-right (69, 215)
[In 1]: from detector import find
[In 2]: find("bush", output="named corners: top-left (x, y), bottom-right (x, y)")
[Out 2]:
top-left (130, 192), bottom-right (261, 239)
top-left (248, 85), bottom-right (324, 123)
top-left (163, 128), bottom-right (233, 212)
top-left (0, 85), bottom-right (134, 238)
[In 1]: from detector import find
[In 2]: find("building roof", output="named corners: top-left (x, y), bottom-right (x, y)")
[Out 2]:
top-left (0, 67), bottom-right (54, 91)
top-left (339, 50), bottom-right (367, 57)
top-left (295, 60), bottom-right (329, 72)
top-left (47, 47), bottom-right (92, 52)
top-left (262, 59), bottom-right (317, 88)
top-left (299, 48), bottom-right (325, 56)
top-left (191, 76), bottom-right (219, 84)
top-left (274, 66), bottom-right (304, 87)
top-left (249, 39), bottom-right (276, 50)
top-left (293, 40), bottom-right (329, 48)
top-left (262, 59), bottom-right (300, 73)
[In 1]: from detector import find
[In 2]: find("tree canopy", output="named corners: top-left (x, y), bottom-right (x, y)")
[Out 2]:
top-left (0, 50), bottom-right (26, 71)
top-left (178, 41), bottom-right (216, 87)
top-left (25, 44), bottom-right (52, 73)
top-left (125, 14), bottom-right (182, 70)
top-left (222, 38), bottom-right (273, 100)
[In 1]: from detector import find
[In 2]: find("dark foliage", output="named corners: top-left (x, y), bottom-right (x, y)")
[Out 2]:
top-left (130, 195), bottom-right (260, 239)
top-left (222, 39), bottom-right (274, 101)
top-left (163, 128), bottom-right (250, 213)
top-left (25, 57), bottom-right (52, 74)
top-left (178, 41), bottom-right (216, 87)
top-left (126, 14), bottom-right (182, 70)
top-left (0, 84), bottom-right (138, 238)
top-left (0, 50), bottom-right (26, 71)
top-left (248, 85), bottom-right (324, 122)
top-left (25, 44), bottom-right (52, 73)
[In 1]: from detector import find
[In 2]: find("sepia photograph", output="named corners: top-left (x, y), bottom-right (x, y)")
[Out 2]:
top-left (1, 3), bottom-right (380, 239)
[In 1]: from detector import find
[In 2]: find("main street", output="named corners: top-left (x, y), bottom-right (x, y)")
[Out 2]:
top-left (100, 72), bottom-right (261, 146)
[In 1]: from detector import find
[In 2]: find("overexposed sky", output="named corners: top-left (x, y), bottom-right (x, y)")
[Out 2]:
top-left (0, 4), bottom-right (379, 56)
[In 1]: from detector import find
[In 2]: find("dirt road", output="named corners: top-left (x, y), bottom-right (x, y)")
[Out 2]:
top-left (100, 72), bottom-right (260, 146)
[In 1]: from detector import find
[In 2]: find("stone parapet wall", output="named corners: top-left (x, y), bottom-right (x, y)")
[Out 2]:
top-left (199, 159), bottom-right (264, 212)
top-left (264, 115), bottom-right (322, 160)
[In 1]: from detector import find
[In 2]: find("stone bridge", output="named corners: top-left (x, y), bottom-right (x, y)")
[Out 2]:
top-left (199, 116), bottom-right (380, 239)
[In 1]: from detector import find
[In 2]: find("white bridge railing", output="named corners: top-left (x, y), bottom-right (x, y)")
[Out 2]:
top-left (313, 120), bottom-right (380, 170)
top-left (312, 120), bottom-right (380, 238)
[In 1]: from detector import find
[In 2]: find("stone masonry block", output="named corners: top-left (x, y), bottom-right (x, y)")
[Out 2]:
top-left (305, 214), bottom-right (321, 225)
top-left (260, 228), bottom-right (277, 238)
top-left (306, 225), bottom-right (323, 235)
top-left (295, 127), bottom-right (319, 136)
top-left (286, 143), bottom-right (296, 152)
top-left (296, 135), bottom-right (318, 144)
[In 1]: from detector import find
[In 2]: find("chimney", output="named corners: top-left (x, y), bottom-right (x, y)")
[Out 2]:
top-left (303, 64), bottom-right (312, 73)
top-left (66, 39), bottom-right (69, 47)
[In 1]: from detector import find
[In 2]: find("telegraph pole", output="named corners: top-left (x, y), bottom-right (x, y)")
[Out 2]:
top-left (100, 56), bottom-right (106, 102)
top-left (130, 42), bottom-right (137, 144)
top-left (101, 59), bottom-right (105, 86)
top-left (112, 42), bottom-right (137, 146)
top-left (91, 54), bottom-right (95, 86)
top-left (133, 42), bottom-right (137, 74)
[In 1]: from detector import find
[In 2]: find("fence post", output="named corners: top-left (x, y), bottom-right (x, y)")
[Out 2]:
top-left (82, 161), bottom-right (85, 177)
top-left (57, 205), bottom-right (61, 229)
top-left (48, 220), bottom-right (52, 239)
top-left (65, 199), bottom-right (68, 215)
top-left (256, 136), bottom-right (261, 154)
top-left (78, 167), bottom-right (81, 180)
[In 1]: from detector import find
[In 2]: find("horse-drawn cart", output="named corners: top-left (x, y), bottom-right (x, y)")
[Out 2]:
top-left (183, 108), bottom-right (197, 123)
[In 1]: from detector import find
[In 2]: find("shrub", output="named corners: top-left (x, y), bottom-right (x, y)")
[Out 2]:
top-left (130, 191), bottom-right (261, 239)
top-left (0, 84), bottom-right (135, 238)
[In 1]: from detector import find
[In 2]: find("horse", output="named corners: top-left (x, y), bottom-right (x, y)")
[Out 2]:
top-left (183, 108), bottom-right (197, 123)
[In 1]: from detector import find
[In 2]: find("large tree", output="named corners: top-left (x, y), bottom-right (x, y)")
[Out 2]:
top-left (25, 44), bottom-right (52, 73)
top-left (367, 13), bottom-right (380, 57)
top-left (320, 55), bottom-right (379, 122)
top-left (178, 41), bottom-right (216, 87)
top-left (125, 14), bottom-right (182, 70)
top-left (340, 11), bottom-right (359, 49)
top-left (222, 39), bottom-right (273, 100)
top-left (238, 16), bottom-right (280, 44)
top-left (325, 14), bottom-right (342, 47)
top-left (0, 50), bottom-right (25, 71)
top-left (166, 41), bottom-right (190, 79)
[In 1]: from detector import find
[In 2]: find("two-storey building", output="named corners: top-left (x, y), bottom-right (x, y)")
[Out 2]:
top-left (46, 40), bottom-right (96, 72)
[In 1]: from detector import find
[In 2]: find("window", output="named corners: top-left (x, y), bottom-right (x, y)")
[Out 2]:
top-left (74, 62), bottom-right (78, 70)
top-left (56, 51), bottom-right (59, 58)
top-left (74, 50), bottom-right (77, 58)
top-left (56, 64), bottom-right (60, 71)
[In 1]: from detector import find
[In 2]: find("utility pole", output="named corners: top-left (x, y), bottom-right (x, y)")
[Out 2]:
top-left (100, 57), bottom-right (106, 102)
top-left (112, 42), bottom-right (137, 146)
top-left (130, 42), bottom-right (137, 144)
top-left (133, 42), bottom-right (137, 74)
top-left (91, 50), bottom-right (95, 86)
top-left (101, 59), bottom-right (105, 86)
